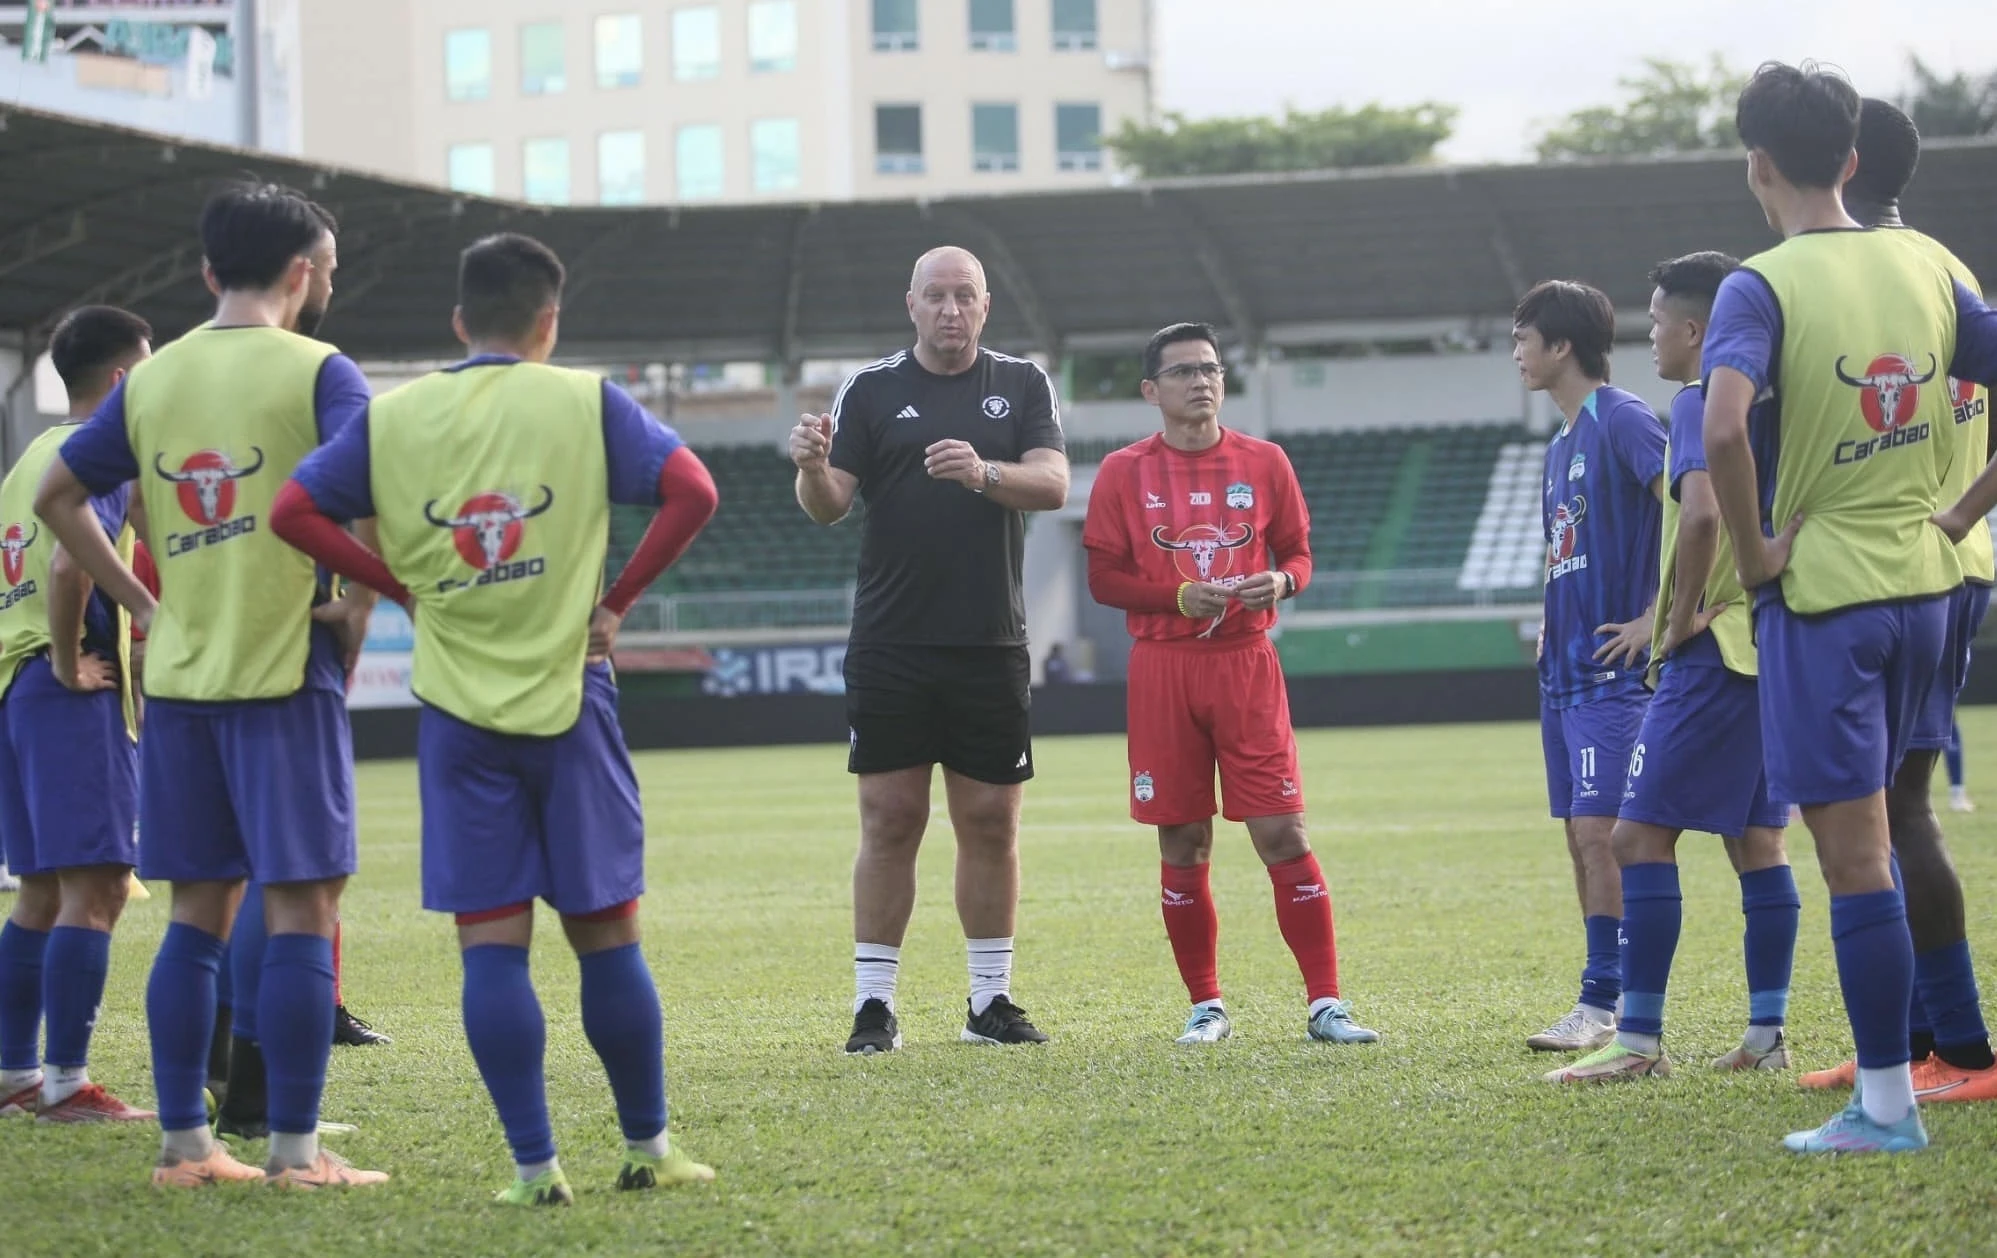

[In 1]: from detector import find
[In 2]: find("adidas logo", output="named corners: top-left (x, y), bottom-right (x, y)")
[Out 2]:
top-left (896, 405), bottom-right (921, 420)
top-left (1015, 751), bottom-right (1029, 769)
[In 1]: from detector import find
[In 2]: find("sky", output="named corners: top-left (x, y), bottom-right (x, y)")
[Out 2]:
top-left (1153, 0), bottom-right (1997, 164)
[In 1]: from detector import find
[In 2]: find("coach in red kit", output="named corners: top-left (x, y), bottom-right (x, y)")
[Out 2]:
top-left (1082, 322), bottom-right (1380, 1048)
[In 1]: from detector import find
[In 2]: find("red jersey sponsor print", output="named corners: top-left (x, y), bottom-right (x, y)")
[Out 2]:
top-left (1083, 429), bottom-right (1312, 642)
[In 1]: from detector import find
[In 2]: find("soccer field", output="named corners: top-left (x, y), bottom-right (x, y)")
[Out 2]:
top-left (10, 713), bottom-right (1997, 1256)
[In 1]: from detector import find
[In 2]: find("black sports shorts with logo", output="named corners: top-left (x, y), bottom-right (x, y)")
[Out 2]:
top-left (843, 644), bottom-right (1033, 784)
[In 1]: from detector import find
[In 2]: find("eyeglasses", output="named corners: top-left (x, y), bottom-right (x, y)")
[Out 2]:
top-left (1153, 362), bottom-right (1226, 383)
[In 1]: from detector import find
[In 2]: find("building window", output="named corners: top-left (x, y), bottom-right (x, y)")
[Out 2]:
top-left (1056, 102), bottom-right (1102, 171)
top-left (523, 138), bottom-right (571, 204)
top-left (871, 0), bottom-right (917, 51)
top-left (972, 103), bottom-right (1019, 172)
top-left (673, 6), bottom-right (721, 81)
top-left (595, 14), bottom-right (642, 88)
top-left (751, 118), bottom-right (801, 193)
top-left (599, 131), bottom-right (646, 204)
top-left (444, 28), bottom-right (491, 101)
top-left (747, 1), bottom-right (797, 74)
top-left (677, 124), bottom-right (725, 200)
top-left (875, 104), bottom-right (923, 174)
top-left (447, 143), bottom-right (495, 196)
top-left (520, 22), bottom-right (566, 96)
top-left (969, 0), bottom-right (1015, 51)
top-left (1051, 0), bottom-right (1097, 50)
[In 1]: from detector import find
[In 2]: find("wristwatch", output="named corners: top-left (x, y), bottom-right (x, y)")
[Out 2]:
top-left (972, 461), bottom-right (1002, 493)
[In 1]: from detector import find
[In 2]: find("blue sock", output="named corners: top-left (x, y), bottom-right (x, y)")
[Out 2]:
top-left (42, 926), bottom-right (111, 1068)
top-left (228, 884), bottom-right (267, 1043)
top-left (1579, 914), bottom-right (1622, 1012)
top-left (1739, 866), bottom-right (1800, 1026)
top-left (1886, 856), bottom-right (1936, 1051)
top-left (147, 922), bottom-right (224, 1131)
top-left (579, 943), bottom-right (668, 1143)
top-left (462, 944), bottom-right (554, 1166)
top-left (1945, 723), bottom-right (1965, 788)
top-left (1617, 864), bottom-right (1680, 1037)
top-left (1829, 889), bottom-right (1915, 1069)
top-left (0, 921), bottom-right (49, 1073)
top-left (258, 932), bottom-right (334, 1135)
top-left (1915, 939), bottom-right (1992, 1063)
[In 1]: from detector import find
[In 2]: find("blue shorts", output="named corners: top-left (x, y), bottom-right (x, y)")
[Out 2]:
top-left (138, 689), bottom-right (356, 885)
top-left (418, 664), bottom-right (645, 917)
top-left (0, 657), bottom-right (137, 877)
top-left (1909, 582), bottom-right (1992, 751)
top-left (1756, 593), bottom-right (1950, 807)
top-left (1620, 652), bottom-right (1789, 838)
top-left (1541, 689), bottom-right (1647, 819)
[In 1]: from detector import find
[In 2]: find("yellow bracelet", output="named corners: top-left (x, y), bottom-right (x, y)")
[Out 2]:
top-left (1176, 581), bottom-right (1195, 617)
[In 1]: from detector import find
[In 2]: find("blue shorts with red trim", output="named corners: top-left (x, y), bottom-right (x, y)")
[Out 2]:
top-left (418, 664), bottom-right (645, 917)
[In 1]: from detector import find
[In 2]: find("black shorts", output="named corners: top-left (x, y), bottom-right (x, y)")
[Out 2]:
top-left (844, 644), bottom-right (1033, 784)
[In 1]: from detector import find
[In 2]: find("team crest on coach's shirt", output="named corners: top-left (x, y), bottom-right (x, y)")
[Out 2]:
top-left (423, 486), bottom-right (554, 593)
top-left (982, 395), bottom-right (1011, 419)
top-left (1568, 452), bottom-right (1587, 481)
top-left (1833, 353), bottom-right (1938, 465)
top-left (1151, 522), bottom-right (1256, 583)
top-left (0, 522), bottom-right (37, 587)
top-left (1226, 482), bottom-right (1254, 509)
top-left (154, 447), bottom-right (265, 557)
top-left (1133, 770), bottom-right (1155, 803)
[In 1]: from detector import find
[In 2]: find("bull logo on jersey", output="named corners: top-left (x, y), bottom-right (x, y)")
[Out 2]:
top-left (424, 487), bottom-right (555, 571)
top-left (1547, 496), bottom-right (1588, 580)
top-left (1151, 522), bottom-right (1256, 582)
top-left (155, 448), bottom-right (265, 526)
top-left (0, 522), bottom-right (36, 587)
top-left (1953, 376), bottom-right (1987, 427)
top-left (1549, 497), bottom-right (1586, 560)
top-left (1836, 354), bottom-right (1938, 433)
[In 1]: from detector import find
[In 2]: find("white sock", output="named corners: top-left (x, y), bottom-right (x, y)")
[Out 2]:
top-left (518, 1156), bottom-right (560, 1182)
top-left (268, 1130), bottom-right (320, 1170)
top-left (161, 1125), bottom-right (214, 1161)
top-left (1193, 999), bottom-right (1226, 1014)
top-left (967, 937), bottom-right (1014, 1016)
top-left (1857, 1064), bottom-right (1917, 1126)
top-left (1743, 1024), bottom-right (1784, 1053)
top-left (1615, 1030), bottom-right (1662, 1055)
top-left (854, 942), bottom-right (900, 1014)
top-left (628, 1129), bottom-right (669, 1159)
top-left (41, 1064), bottom-right (87, 1105)
top-left (0, 1067), bottom-right (42, 1096)
top-left (1307, 997), bottom-right (1341, 1020)
top-left (1581, 1003), bottom-right (1617, 1028)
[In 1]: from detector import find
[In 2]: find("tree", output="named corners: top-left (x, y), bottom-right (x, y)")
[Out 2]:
top-left (1104, 103), bottom-right (1456, 179)
top-left (1535, 57), bottom-right (1746, 161)
top-left (1901, 55), bottom-right (1997, 138)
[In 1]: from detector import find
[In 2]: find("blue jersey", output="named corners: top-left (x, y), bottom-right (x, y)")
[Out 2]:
top-left (1540, 385), bottom-right (1666, 709)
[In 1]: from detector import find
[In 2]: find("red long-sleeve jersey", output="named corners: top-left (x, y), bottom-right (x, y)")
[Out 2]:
top-left (1082, 428), bottom-right (1313, 642)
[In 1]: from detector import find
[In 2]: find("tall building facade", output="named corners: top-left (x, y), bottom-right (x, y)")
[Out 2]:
top-left (294, 0), bottom-right (1154, 204)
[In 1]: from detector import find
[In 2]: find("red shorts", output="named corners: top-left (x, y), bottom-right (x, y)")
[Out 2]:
top-left (1125, 634), bottom-right (1303, 825)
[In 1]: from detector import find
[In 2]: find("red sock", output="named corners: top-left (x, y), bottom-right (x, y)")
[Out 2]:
top-left (332, 920), bottom-right (344, 1006)
top-left (1268, 853), bottom-right (1339, 1002)
top-left (1161, 862), bottom-right (1222, 1005)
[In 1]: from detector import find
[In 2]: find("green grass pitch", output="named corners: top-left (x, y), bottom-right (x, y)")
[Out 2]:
top-left (9, 713), bottom-right (1997, 1255)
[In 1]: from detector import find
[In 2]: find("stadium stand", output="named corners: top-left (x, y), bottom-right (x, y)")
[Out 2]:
top-left (616, 424), bottom-right (1541, 623)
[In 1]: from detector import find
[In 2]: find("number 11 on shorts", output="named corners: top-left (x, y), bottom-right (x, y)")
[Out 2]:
top-left (1579, 746), bottom-right (1596, 779)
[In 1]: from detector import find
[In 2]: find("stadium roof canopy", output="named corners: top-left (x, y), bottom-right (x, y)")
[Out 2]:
top-left (2, 104), bottom-right (1995, 364)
